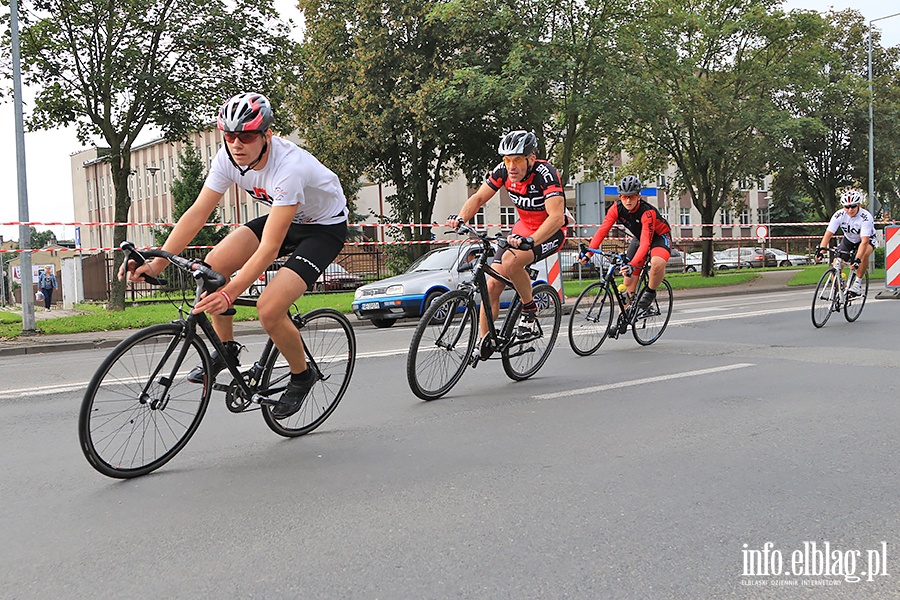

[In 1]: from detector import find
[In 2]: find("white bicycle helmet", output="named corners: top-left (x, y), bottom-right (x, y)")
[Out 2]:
top-left (498, 130), bottom-right (537, 156)
top-left (217, 92), bottom-right (274, 133)
top-left (839, 188), bottom-right (865, 207)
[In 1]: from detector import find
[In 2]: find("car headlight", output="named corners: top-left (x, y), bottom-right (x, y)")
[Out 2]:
top-left (354, 288), bottom-right (364, 300)
top-left (386, 284), bottom-right (404, 295)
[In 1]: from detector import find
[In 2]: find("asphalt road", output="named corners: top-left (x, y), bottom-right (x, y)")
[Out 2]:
top-left (1, 290), bottom-right (898, 599)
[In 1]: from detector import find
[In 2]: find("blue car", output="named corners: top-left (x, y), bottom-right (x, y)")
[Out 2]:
top-left (352, 243), bottom-right (550, 328)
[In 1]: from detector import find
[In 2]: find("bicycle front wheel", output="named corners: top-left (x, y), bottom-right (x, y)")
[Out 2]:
top-left (567, 281), bottom-right (614, 356)
top-left (78, 323), bottom-right (212, 478)
top-left (844, 272), bottom-right (868, 322)
top-left (407, 290), bottom-right (477, 400)
top-left (261, 308), bottom-right (356, 437)
top-left (811, 269), bottom-right (838, 328)
top-left (502, 283), bottom-right (562, 381)
top-left (631, 279), bottom-right (673, 346)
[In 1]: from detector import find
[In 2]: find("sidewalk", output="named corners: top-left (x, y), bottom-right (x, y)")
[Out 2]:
top-left (0, 270), bottom-right (827, 357)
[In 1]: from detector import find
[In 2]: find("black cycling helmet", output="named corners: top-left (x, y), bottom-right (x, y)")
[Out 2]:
top-left (617, 175), bottom-right (642, 196)
top-left (217, 92), bottom-right (274, 133)
top-left (498, 130), bottom-right (538, 156)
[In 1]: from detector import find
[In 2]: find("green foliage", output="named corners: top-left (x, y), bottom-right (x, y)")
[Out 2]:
top-left (13, 0), bottom-right (301, 309)
top-left (152, 145), bottom-right (227, 248)
top-left (26, 227), bottom-right (57, 249)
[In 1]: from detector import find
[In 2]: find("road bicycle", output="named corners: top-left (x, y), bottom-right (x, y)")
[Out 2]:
top-left (567, 244), bottom-right (673, 356)
top-left (406, 224), bottom-right (562, 401)
top-left (78, 242), bottom-right (356, 479)
top-left (811, 247), bottom-right (868, 328)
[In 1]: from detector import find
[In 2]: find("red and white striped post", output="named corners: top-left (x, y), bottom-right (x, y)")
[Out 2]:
top-left (885, 225), bottom-right (900, 289)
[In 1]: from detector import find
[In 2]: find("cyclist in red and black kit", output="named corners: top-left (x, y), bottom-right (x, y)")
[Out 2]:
top-left (581, 175), bottom-right (672, 311)
top-left (446, 130), bottom-right (567, 343)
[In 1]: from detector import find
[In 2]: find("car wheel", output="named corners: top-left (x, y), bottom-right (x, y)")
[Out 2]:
top-left (685, 265), bottom-right (696, 273)
top-left (371, 318), bottom-right (396, 329)
top-left (779, 260), bottom-right (790, 267)
top-left (423, 291), bottom-right (448, 323)
top-left (717, 264), bottom-right (729, 271)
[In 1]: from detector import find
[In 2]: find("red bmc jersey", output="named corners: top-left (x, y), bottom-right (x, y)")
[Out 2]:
top-left (590, 199), bottom-right (671, 266)
top-left (486, 159), bottom-right (565, 234)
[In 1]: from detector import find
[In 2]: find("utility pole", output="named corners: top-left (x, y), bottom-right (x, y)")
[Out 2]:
top-left (11, 0), bottom-right (36, 333)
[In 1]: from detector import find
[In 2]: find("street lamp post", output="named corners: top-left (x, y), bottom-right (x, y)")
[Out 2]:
top-left (868, 12), bottom-right (900, 219)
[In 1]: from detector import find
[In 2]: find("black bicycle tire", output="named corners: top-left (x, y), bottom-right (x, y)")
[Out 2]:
top-left (811, 268), bottom-right (837, 328)
top-left (261, 308), bottom-right (356, 437)
top-left (567, 281), bottom-right (615, 356)
top-left (78, 323), bottom-right (212, 479)
top-left (502, 283), bottom-right (562, 381)
top-left (631, 278), bottom-right (673, 346)
top-left (407, 290), bottom-right (477, 400)
top-left (843, 272), bottom-right (868, 322)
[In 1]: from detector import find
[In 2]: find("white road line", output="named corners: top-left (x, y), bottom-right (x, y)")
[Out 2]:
top-left (531, 363), bottom-right (755, 400)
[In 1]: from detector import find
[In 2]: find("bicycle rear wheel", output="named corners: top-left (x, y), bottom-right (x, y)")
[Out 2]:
top-left (78, 323), bottom-right (212, 478)
top-left (567, 281), bottom-right (614, 356)
top-left (407, 290), bottom-right (477, 400)
top-left (502, 283), bottom-right (562, 381)
top-left (844, 272), bottom-right (868, 322)
top-left (261, 308), bottom-right (356, 437)
top-left (811, 269), bottom-right (838, 328)
top-left (631, 279), bottom-right (673, 346)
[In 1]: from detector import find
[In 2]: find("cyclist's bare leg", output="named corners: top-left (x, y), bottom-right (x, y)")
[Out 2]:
top-left (855, 244), bottom-right (873, 279)
top-left (257, 269), bottom-right (308, 373)
top-left (203, 227), bottom-right (259, 341)
top-left (479, 248), bottom-right (535, 338)
top-left (647, 255), bottom-right (667, 289)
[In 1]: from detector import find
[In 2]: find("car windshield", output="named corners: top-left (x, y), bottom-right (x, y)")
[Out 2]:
top-left (407, 247), bottom-right (467, 272)
top-left (325, 263), bottom-right (348, 274)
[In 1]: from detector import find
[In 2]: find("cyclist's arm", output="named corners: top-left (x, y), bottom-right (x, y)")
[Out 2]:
top-left (817, 229), bottom-right (835, 256)
top-left (528, 194), bottom-right (566, 245)
top-left (225, 204), bottom-right (294, 299)
top-left (453, 182), bottom-right (496, 223)
top-left (587, 205), bottom-right (619, 254)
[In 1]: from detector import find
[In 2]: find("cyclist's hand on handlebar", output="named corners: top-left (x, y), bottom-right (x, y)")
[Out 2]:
top-left (852, 257), bottom-right (861, 269)
top-left (118, 257), bottom-right (158, 283)
top-left (192, 288), bottom-right (233, 316)
top-left (508, 234), bottom-right (534, 250)
top-left (814, 247), bottom-right (826, 262)
top-left (446, 214), bottom-right (462, 230)
top-left (620, 263), bottom-right (635, 277)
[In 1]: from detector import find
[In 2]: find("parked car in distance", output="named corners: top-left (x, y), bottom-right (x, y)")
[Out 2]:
top-left (243, 261), bottom-right (361, 296)
top-left (559, 249), bottom-right (611, 278)
top-left (717, 246), bottom-right (776, 268)
top-left (315, 263), bottom-right (364, 291)
top-left (767, 248), bottom-right (811, 266)
top-left (666, 248), bottom-right (686, 273)
top-left (685, 252), bottom-right (702, 272)
top-left (713, 250), bottom-right (752, 270)
top-left (352, 243), bottom-right (549, 328)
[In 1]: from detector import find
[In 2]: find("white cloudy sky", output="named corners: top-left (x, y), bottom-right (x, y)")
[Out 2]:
top-left (1, 0), bottom-right (898, 242)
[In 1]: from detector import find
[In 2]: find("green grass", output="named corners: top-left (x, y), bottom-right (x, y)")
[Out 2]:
top-left (563, 270), bottom-right (758, 297)
top-left (0, 292), bottom-right (355, 339)
top-left (785, 265), bottom-right (885, 286)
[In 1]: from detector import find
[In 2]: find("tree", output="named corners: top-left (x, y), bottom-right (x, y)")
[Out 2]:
top-left (615, 0), bottom-right (823, 276)
top-left (152, 144), bottom-right (227, 248)
top-left (11, 0), bottom-right (298, 309)
top-left (772, 9), bottom-right (900, 221)
top-left (27, 227), bottom-right (57, 248)
top-left (289, 0), bottom-right (529, 260)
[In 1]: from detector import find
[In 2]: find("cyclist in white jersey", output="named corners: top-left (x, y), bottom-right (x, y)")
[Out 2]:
top-left (814, 188), bottom-right (875, 296)
top-left (122, 92), bottom-right (348, 418)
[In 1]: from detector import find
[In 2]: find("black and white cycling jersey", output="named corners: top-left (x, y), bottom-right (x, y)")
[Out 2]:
top-left (826, 207), bottom-right (875, 244)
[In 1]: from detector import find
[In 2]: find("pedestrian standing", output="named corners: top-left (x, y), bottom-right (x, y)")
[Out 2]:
top-left (38, 268), bottom-right (58, 311)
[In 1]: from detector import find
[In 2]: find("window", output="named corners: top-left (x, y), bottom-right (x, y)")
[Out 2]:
top-left (757, 206), bottom-right (770, 224)
top-left (207, 144), bottom-right (214, 169)
top-left (161, 161), bottom-right (168, 193)
top-left (657, 174), bottom-right (667, 188)
top-left (720, 210), bottom-right (733, 226)
top-left (145, 169), bottom-right (150, 199)
top-left (151, 165), bottom-right (159, 196)
top-left (499, 206), bottom-right (516, 232)
top-left (680, 207), bottom-right (691, 226)
top-left (738, 179), bottom-right (751, 191)
top-left (471, 207), bottom-right (486, 231)
top-left (739, 210), bottom-right (751, 226)
top-left (87, 181), bottom-right (93, 210)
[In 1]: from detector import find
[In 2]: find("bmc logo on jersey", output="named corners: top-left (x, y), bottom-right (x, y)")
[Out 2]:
top-left (535, 163), bottom-right (555, 183)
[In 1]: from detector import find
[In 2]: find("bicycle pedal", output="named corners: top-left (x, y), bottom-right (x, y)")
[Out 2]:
top-left (212, 382), bottom-right (230, 393)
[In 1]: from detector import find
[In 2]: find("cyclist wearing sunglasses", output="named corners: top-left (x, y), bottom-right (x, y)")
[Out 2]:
top-left (122, 92), bottom-right (348, 419)
top-left (814, 188), bottom-right (875, 296)
top-left (446, 130), bottom-right (568, 342)
top-left (580, 175), bottom-right (672, 313)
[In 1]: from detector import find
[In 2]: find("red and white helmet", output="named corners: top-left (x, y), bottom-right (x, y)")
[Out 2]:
top-left (217, 93), bottom-right (274, 133)
top-left (839, 188), bottom-right (865, 208)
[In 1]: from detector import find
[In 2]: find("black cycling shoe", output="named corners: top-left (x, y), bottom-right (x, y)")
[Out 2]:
top-left (271, 371), bottom-right (316, 420)
top-left (636, 289), bottom-right (657, 311)
top-left (187, 340), bottom-right (242, 384)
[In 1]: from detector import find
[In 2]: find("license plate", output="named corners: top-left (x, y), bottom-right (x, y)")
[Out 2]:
top-left (361, 302), bottom-right (380, 311)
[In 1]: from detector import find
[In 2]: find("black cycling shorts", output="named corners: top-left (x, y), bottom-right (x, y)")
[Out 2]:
top-left (244, 215), bottom-right (347, 288)
top-left (626, 233), bottom-right (671, 267)
top-left (835, 237), bottom-right (874, 261)
top-left (493, 228), bottom-right (565, 265)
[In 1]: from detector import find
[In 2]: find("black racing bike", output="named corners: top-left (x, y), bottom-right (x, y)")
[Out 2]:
top-left (406, 224), bottom-right (562, 400)
top-left (567, 244), bottom-right (673, 356)
top-left (78, 242), bottom-right (356, 478)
